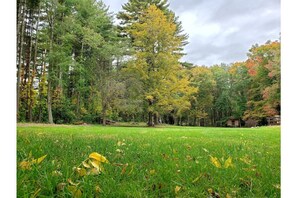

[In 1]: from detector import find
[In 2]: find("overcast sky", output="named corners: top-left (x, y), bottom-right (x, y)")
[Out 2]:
top-left (102, 0), bottom-right (280, 66)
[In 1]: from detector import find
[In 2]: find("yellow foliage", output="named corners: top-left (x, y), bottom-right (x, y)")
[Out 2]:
top-left (224, 157), bottom-right (234, 168)
top-left (89, 152), bottom-right (109, 163)
top-left (175, 186), bottom-right (181, 194)
top-left (19, 153), bottom-right (47, 170)
top-left (210, 156), bottom-right (222, 168)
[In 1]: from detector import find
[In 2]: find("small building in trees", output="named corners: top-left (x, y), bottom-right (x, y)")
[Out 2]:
top-left (226, 117), bottom-right (241, 127)
top-left (244, 118), bottom-right (258, 127)
top-left (267, 115), bottom-right (281, 125)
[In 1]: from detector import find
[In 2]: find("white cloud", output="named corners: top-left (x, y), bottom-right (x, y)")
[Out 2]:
top-left (102, 0), bottom-right (280, 66)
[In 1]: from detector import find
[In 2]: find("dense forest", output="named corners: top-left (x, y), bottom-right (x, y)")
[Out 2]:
top-left (16, 0), bottom-right (280, 127)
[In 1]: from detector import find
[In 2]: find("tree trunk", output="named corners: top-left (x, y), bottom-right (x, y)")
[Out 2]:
top-left (17, 0), bottom-right (26, 121)
top-left (47, 79), bottom-right (54, 124)
top-left (148, 111), bottom-right (154, 127)
top-left (147, 100), bottom-right (154, 127)
top-left (47, 13), bottom-right (54, 124)
top-left (29, 6), bottom-right (41, 122)
top-left (153, 113), bottom-right (158, 125)
top-left (38, 51), bottom-right (46, 122)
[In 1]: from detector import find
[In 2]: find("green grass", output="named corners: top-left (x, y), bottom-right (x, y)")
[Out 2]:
top-left (17, 124), bottom-right (280, 197)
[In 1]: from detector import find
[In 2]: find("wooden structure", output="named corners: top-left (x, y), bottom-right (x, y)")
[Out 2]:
top-left (267, 115), bottom-right (281, 125)
top-left (226, 117), bottom-right (241, 127)
top-left (244, 118), bottom-right (258, 127)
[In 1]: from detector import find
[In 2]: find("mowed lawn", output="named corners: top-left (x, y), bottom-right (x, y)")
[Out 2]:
top-left (17, 124), bottom-right (280, 197)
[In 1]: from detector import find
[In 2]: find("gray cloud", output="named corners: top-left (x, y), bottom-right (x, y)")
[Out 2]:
top-left (102, 0), bottom-right (280, 66)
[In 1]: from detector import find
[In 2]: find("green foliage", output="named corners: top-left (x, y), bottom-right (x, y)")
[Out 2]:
top-left (16, 0), bottom-right (280, 127)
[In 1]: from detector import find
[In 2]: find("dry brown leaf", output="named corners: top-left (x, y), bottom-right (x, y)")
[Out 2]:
top-left (121, 164), bottom-right (129, 175)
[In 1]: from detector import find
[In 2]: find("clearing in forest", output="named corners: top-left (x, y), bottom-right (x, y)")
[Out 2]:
top-left (17, 124), bottom-right (280, 197)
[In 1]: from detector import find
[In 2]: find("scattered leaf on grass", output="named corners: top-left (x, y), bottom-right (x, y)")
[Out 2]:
top-left (95, 185), bottom-right (102, 193)
top-left (273, 184), bottom-right (281, 190)
top-left (149, 169), bottom-right (156, 175)
top-left (208, 188), bottom-right (220, 198)
top-left (202, 148), bottom-right (209, 153)
top-left (31, 188), bottom-right (41, 198)
top-left (175, 186), bottom-right (181, 194)
top-left (36, 155), bottom-right (47, 164)
top-left (82, 161), bottom-right (91, 168)
top-left (121, 163), bottom-right (129, 175)
top-left (186, 155), bottom-right (193, 161)
top-left (116, 149), bottom-right (124, 153)
top-left (19, 161), bottom-right (31, 170)
top-left (19, 154), bottom-right (47, 170)
top-left (52, 170), bottom-right (63, 177)
top-left (89, 168), bottom-right (100, 175)
top-left (240, 156), bottom-right (252, 165)
top-left (68, 179), bottom-right (79, 186)
top-left (162, 153), bottom-right (169, 159)
top-left (224, 157), bottom-right (234, 168)
top-left (192, 174), bottom-right (202, 183)
top-left (226, 193), bottom-right (232, 198)
top-left (90, 159), bottom-right (101, 171)
top-left (77, 168), bottom-right (87, 177)
top-left (210, 156), bottom-right (222, 168)
top-left (89, 152), bottom-right (109, 163)
top-left (56, 183), bottom-right (67, 192)
top-left (239, 178), bottom-right (252, 190)
top-left (68, 186), bottom-right (82, 198)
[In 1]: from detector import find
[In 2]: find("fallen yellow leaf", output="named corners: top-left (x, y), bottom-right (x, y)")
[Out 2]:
top-left (149, 169), bottom-right (156, 175)
top-left (82, 161), bottom-right (91, 168)
top-left (175, 186), bottom-right (181, 194)
top-left (95, 185), bottom-right (102, 193)
top-left (90, 159), bottom-right (101, 171)
top-left (192, 174), bottom-right (202, 183)
top-left (19, 161), bottom-right (31, 170)
top-left (37, 155), bottom-right (47, 164)
top-left (68, 186), bottom-right (82, 198)
top-left (224, 157), bottom-right (234, 168)
top-left (31, 188), bottom-right (41, 198)
top-left (210, 156), bottom-right (222, 168)
top-left (77, 168), bottom-right (87, 177)
top-left (68, 179), bottom-right (79, 186)
top-left (89, 152), bottom-right (109, 163)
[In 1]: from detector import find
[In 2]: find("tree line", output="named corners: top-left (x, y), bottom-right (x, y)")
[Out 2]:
top-left (16, 0), bottom-right (280, 126)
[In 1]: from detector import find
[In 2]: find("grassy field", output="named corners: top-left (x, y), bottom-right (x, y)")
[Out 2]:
top-left (17, 124), bottom-right (280, 197)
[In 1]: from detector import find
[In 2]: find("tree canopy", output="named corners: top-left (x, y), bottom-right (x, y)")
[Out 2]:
top-left (16, 0), bottom-right (280, 127)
